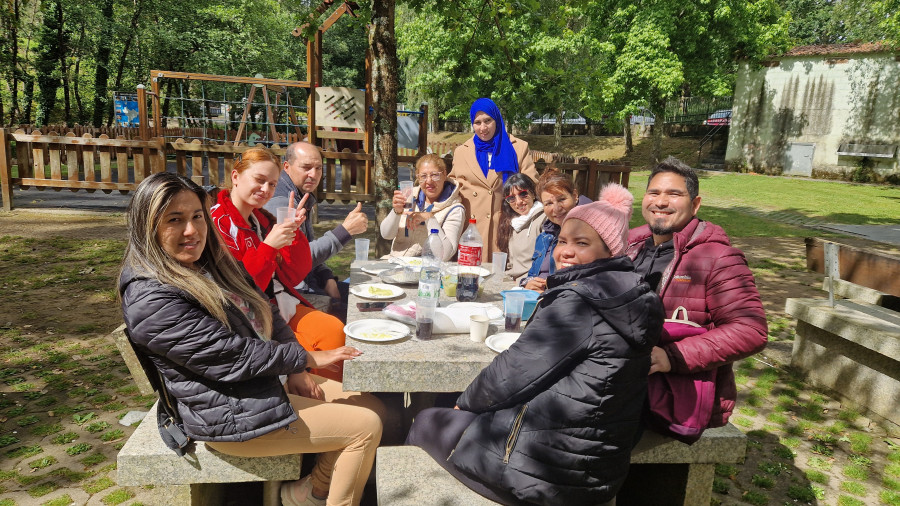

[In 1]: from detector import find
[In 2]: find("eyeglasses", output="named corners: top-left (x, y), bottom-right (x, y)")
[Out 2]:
top-left (504, 190), bottom-right (532, 204)
top-left (417, 173), bottom-right (444, 182)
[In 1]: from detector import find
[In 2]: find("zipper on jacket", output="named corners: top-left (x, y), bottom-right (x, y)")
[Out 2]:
top-left (157, 369), bottom-right (178, 414)
top-left (503, 405), bottom-right (528, 464)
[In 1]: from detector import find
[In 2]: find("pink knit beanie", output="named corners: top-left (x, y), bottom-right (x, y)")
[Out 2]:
top-left (563, 183), bottom-right (634, 256)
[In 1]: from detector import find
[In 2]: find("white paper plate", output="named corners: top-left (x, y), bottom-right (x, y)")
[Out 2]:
top-left (361, 262), bottom-right (395, 275)
top-left (379, 267), bottom-right (420, 285)
top-left (344, 319), bottom-right (410, 343)
top-left (446, 302), bottom-right (503, 320)
top-left (485, 332), bottom-right (521, 353)
top-left (350, 283), bottom-right (405, 300)
top-left (389, 256), bottom-right (424, 268)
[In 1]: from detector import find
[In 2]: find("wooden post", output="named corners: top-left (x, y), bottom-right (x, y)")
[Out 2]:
top-left (137, 85), bottom-right (149, 141)
top-left (418, 103), bottom-right (428, 156)
top-left (0, 129), bottom-right (12, 211)
top-left (233, 85), bottom-right (257, 146)
top-left (151, 76), bottom-right (162, 139)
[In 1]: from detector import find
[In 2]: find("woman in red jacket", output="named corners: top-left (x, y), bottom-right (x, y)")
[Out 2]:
top-left (210, 146), bottom-right (346, 381)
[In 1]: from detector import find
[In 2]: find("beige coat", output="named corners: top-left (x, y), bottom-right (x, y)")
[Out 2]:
top-left (379, 181), bottom-right (466, 261)
top-left (449, 134), bottom-right (538, 259)
top-left (506, 202), bottom-right (546, 282)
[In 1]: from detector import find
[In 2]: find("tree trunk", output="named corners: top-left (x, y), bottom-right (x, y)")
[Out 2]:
top-left (9, 0), bottom-right (20, 125)
top-left (73, 19), bottom-right (86, 123)
top-left (110, 0), bottom-right (143, 126)
top-left (369, 0), bottom-right (399, 258)
top-left (55, 0), bottom-right (70, 125)
top-left (650, 99), bottom-right (665, 164)
top-left (554, 107), bottom-right (562, 151)
top-left (22, 75), bottom-right (34, 124)
top-left (91, 0), bottom-right (113, 126)
top-left (624, 114), bottom-right (633, 154)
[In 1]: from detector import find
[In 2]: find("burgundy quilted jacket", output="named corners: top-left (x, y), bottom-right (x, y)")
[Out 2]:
top-left (626, 218), bottom-right (767, 426)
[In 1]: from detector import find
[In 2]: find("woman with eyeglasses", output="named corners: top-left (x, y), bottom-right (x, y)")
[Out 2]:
top-left (449, 98), bottom-right (538, 258)
top-left (496, 173), bottom-right (545, 282)
top-left (380, 154), bottom-right (466, 261)
top-left (521, 169), bottom-right (592, 292)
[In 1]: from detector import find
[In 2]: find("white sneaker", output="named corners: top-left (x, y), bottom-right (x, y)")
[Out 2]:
top-left (281, 475), bottom-right (327, 506)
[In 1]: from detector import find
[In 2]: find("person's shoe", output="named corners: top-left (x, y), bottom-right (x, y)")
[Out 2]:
top-left (281, 475), bottom-right (327, 506)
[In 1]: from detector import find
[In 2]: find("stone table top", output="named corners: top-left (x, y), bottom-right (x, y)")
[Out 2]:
top-left (342, 260), bottom-right (516, 393)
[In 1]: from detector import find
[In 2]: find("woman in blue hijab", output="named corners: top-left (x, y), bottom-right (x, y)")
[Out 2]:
top-left (449, 98), bottom-right (538, 258)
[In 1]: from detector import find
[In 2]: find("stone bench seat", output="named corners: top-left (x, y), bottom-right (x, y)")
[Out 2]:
top-left (785, 297), bottom-right (900, 426)
top-left (117, 402), bottom-right (302, 506)
top-left (376, 424), bottom-right (747, 506)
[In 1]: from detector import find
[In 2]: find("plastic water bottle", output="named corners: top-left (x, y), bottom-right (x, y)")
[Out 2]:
top-left (456, 219), bottom-right (483, 302)
top-left (418, 230), bottom-right (442, 300)
top-left (422, 229), bottom-right (443, 270)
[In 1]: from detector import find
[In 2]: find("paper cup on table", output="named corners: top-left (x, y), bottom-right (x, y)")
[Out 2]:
top-left (355, 238), bottom-right (370, 262)
top-left (469, 314), bottom-right (490, 343)
top-left (503, 292), bottom-right (528, 332)
top-left (492, 252), bottom-right (508, 277)
top-left (276, 207), bottom-right (293, 225)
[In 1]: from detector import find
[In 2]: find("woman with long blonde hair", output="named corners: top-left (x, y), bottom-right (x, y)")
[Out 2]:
top-left (119, 173), bottom-right (383, 506)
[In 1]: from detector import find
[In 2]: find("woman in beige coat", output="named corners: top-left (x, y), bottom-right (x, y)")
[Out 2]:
top-left (449, 98), bottom-right (538, 259)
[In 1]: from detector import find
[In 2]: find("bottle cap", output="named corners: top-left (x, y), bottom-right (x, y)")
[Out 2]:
top-left (469, 218), bottom-right (476, 224)
top-left (431, 229), bottom-right (438, 234)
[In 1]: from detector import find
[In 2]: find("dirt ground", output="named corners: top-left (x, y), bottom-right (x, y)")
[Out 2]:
top-left (2, 209), bottom-right (899, 506)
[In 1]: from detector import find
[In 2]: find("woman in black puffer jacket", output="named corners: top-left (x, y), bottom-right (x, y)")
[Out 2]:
top-left (119, 173), bottom-right (382, 506)
top-left (407, 184), bottom-right (664, 505)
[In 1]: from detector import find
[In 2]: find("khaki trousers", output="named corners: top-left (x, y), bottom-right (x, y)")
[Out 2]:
top-left (207, 376), bottom-right (384, 506)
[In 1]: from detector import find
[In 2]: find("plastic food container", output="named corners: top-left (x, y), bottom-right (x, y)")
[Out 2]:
top-left (500, 289), bottom-right (540, 320)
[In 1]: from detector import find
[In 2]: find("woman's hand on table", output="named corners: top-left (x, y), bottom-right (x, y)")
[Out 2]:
top-left (263, 192), bottom-right (308, 250)
top-left (523, 277), bottom-right (547, 292)
top-left (406, 211), bottom-right (434, 231)
top-left (307, 346), bottom-right (363, 369)
top-left (286, 371), bottom-right (324, 400)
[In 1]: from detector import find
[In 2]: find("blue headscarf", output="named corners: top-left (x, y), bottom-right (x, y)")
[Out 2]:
top-left (470, 98), bottom-right (520, 183)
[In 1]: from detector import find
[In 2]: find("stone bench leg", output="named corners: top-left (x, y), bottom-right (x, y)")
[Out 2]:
top-left (262, 480), bottom-right (282, 506)
top-left (684, 463), bottom-right (715, 506)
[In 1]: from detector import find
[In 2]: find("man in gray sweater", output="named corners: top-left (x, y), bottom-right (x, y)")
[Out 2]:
top-left (265, 142), bottom-right (368, 314)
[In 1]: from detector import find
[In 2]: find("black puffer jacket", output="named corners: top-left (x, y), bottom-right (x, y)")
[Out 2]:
top-left (449, 256), bottom-right (664, 505)
top-left (119, 267), bottom-right (308, 442)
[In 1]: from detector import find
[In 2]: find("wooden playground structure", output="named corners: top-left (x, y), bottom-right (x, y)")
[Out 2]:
top-left (0, 0), bottom-right (631, 211)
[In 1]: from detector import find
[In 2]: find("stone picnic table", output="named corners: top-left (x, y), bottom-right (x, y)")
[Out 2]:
top-left (342, 259), bottom-right (516, 394)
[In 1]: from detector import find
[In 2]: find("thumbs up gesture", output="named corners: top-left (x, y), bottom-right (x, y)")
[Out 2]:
top-left (342, 201), bottom-right (368, 235)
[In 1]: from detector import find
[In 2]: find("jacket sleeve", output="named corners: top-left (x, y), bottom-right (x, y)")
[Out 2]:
top-left (270, 224), bottom-right (314, 290)
top-left (427, 205), bottom-right (466, 261)
top-left (457, 290), bottom-right (593, 412)
top-left (665, 248), bottom-right (768, 374)
top-left (307, 224), bottom-right (350, 269)
top-left (123, 283), bottom-right (308, 382)
top-left (380, 210), bottom-right (402, 241)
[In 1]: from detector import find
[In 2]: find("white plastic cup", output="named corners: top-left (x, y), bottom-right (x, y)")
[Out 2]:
top-left (492, 252), bottom-right (508, 277)
top-left (355, 238), bottom-right (370, 262)
top-left (276, 206), bottom-right (293, 225)
top-left (503, 292), bottom-right (528, 332)
top-left (469, 314), bottom-right (490, 343)
top-left (416, 298), bottom-right (438, 340)
top-left (399, 180), bottom-right (414, 197)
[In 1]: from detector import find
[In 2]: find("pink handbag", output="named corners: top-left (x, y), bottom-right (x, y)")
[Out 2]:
top-left (647, 307), bottom-right (717, 444)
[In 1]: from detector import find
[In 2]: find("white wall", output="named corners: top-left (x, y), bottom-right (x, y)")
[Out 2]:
top-left (726, 53), bottom-right (900, 174)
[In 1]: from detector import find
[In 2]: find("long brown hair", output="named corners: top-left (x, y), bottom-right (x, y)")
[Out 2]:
top-left (120, 172), bottom-right (274, 337)
top-left (497, 173), bottom-right (537, 253)
top-left (536, 168), bottom-right (577, 198)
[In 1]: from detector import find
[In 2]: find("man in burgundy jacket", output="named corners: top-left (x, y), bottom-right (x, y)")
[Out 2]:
top-left (626, 157), bottom-right (767, 427)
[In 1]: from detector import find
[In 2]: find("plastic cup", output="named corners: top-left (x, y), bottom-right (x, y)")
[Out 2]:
top-left (503, 292), bottom-right (527, 332)
top-left (492, 252), bottom-right (508, 277)
top-left (355, 238), bottom-right (370, 262)
top-left (399, 180), bottom-right (414, 197)
top-left (276, 207), bottom-right (293, 225)
top-left (469, 314), bottom-right (490, 343)
top-left (441, 268), bottom-right (458, 298)
top-left (416, 298), bottom-right (438, 340)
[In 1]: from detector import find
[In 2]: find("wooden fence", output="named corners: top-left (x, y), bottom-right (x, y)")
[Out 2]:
top-left (1, 128), bottom-right (630, 211)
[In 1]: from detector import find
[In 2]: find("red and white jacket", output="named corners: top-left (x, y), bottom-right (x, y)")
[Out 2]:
top-left (627, 218), bottom-right (768, 426)
top-left (210, 189), bottom-right (312, 308)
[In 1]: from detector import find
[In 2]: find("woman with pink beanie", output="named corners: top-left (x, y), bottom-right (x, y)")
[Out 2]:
top-left (406, 183), bottom-right (665, 505)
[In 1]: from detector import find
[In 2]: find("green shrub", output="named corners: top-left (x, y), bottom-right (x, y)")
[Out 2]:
top-left (0, 435), bottom-right (20, 447)
top-left (85, 421), bottom-right (110, 434)
top-left (28, 455), bottom-right (57, 470)
top-left (805, 469), bottom-right (828, 484)
top-left (880, 489), bottom-right (900, 506)
top-left (840, 481), bottom-right (866, 496)
top-left (715, 464), bottom-right (738, 478)
top-left (842, 464), bottom-right (868, 480)
top-left (837, 495), bottom-right (865, 506)
top-left (786, 484), bottom-right (817, 502)
top-left (51, 432), bottom-right (78, 445)
top-left (65, 443), bottom-right (92, 456)
top-left (751, 474), bottom-right (775, 489)
top-left (741, 489), bottom-right (768, 505)
top-left (100, 429), bottom-right (124, 442)
top-left (712, 477), bottom-right (730, 494)
top-left (848, 433), bottom-right (871, 454)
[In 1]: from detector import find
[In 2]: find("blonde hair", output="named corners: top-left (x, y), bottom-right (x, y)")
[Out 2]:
top-left (120, 172), bottom-right (273, 337)
top-left (227, 146), bottom-right (281, 189)
top-left (415, 153), bottom-right (447, 182)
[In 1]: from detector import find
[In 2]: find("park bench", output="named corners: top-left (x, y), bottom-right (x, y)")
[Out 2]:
top-left (110, 324), bottom-right (306, 505)
top-left (375, 423), bottom-right (747, 506)
top-left (785, 238), bottom-right (900, 428)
